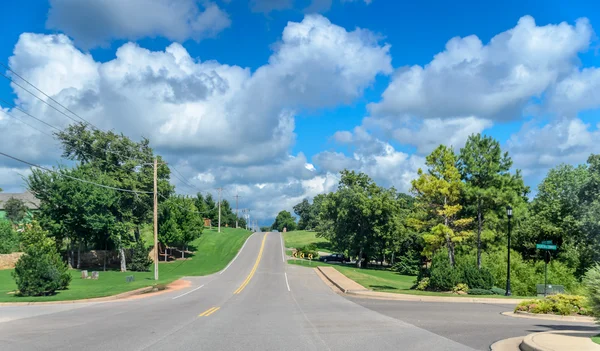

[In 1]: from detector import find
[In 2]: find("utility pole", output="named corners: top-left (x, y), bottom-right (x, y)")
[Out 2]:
top-left (217, 187), bottom-right (222, 233)
top-left (153, 157), bottom-right (158, 281)
top-left (234, 193), bottom-right (240, 229)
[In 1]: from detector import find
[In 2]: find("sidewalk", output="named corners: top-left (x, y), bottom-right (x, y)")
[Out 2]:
top-left (316, 266), bottom-right (525, 304)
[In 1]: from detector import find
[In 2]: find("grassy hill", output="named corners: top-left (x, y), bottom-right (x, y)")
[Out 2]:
top-left (0, 227), bottom-right (251, 302)
top-left (282, 230), bottom-right (332, 252)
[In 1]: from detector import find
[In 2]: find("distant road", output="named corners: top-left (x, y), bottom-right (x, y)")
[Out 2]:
top-left (1, 232), bottom-right (591, 350)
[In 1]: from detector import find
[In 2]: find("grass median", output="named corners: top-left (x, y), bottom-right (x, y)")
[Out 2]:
top-left (288, 259), bottom-right (528, 299)
top-left (282, 230), bottom-right (332, 253)
top-left (0, 227), bottom-right (251, 303)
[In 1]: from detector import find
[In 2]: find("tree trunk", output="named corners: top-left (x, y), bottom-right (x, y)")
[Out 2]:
top-left (357, 247), bottom-right (363, 268)
top-left (182, 247), bottom-right (184, 259)
top-left (391, 252), bottom-right (395, 265)
top-left (77, 241), bottom-right (82, 269)
top-left (103, 238), bottom-right (107, 272)
top-left (477, 199), bottom-right (482, 269)
top-left (69, 238), bottom-right (74, 269)
top-left (119, 247), bottom-right (126, 272)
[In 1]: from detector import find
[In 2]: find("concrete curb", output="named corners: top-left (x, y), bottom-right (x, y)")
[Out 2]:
top-left (315, 265), bottom-right (525, 304)
top-left (502, 311), bottom-right (596, 324)
top-left (521, 330), bottom-right (600, 351)
top-left (0, 285), bottom-right (156, 306)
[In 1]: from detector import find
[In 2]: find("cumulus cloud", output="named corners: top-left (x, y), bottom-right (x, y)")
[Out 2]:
top-left (508, 118), bottom-right (600, 178)
top-left (2, 15), bottom-right (391, 222)
top-left (369, 16), bottom-right (593, 121)
top-left (46, 0), bottom-right (231, 49)
top-left (547, 67), bottom-right (600, 116)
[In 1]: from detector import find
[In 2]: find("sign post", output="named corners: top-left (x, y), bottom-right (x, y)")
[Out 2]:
top-left (536, 241), bottom-right (557, 297)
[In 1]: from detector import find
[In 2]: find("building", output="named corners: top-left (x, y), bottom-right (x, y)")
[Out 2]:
top-left (0, 191), bottom-right (40, 221)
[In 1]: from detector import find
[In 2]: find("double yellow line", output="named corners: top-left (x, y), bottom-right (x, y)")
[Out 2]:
top-left (199, 306), bottom-right (220, 317)
top-left (233, 233), bottom-right (268, 294)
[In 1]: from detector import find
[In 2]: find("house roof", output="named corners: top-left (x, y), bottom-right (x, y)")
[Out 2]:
top-left (0, 191), bottom-right (40, 210)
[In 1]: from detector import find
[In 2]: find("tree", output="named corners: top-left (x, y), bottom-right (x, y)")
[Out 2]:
top-left (411, 145), bottom-right (473, 266)
top-left (4, 197), bottom-right (28, 223)
top-left (12, 222), bottom-right (71, 296)
top-left (0, 220), bottom-right (19, 254)
top-left (128, 239), bottom-right (153, 271)
top-left (158, 196), bottom-right (203, 258)
top-left (271, 210), bottom-right (296, 232)
top-left (293, 199), bottom-right (311, 230)
top-left (458, 134), bottom-right (517, 268)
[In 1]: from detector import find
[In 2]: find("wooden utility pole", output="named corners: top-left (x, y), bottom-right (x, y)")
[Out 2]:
top-left (153, 157), bottom-right (159, 281)
top-left (217, 187), bottom-right (222, 233)
top-left (234, 194), bottom-right (240, 228)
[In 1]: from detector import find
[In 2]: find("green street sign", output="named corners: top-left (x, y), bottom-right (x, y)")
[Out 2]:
top-left (541, 240), bottom-right (553, 245)
top-left (536, 244), bottom-right (557, 250)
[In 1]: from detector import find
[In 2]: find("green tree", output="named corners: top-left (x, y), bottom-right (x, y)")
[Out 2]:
top-left (293, 199), bottom-right (311, 230)
top-left (158, 196), bottom-right (203, 258)
top-left (0, 220), bottom-right (19, 254)
top-left (12, 222), bottom-right (71, 296)
top-left (411, 145), bottom-right (473, 266)
top-left (271, 210), bottom-right (297, 232)
top-left (458, 133), bottom-right (521, 268)
top-left (4, 197), bottom-right (28, 223)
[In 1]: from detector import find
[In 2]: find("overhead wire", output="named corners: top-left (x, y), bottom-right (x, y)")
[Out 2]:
top-left (0, 151), bottom-right (153, 194)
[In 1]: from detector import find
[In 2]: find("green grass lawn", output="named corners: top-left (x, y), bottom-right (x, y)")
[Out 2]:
top-left (283, 230), bottom-right (332, 252)
top-left (0, 227), bottom-right (251, 303)
top-left (288, 259), bottom-right (527, 299)
top-left (592, 335), bottom-right (600, 345)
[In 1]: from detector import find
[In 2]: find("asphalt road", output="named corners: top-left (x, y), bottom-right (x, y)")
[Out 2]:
top-left (0, 232), bottom-right (595, 351)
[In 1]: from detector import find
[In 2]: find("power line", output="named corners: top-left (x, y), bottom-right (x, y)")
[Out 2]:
top-left (0, 151), bottom-right (153, 194)
top-left (0, 109), bottom-right (56, 138)
top-left (0, 62), bottom-right (99, 130)
top-left (0, 98), bottom-right (62, 132)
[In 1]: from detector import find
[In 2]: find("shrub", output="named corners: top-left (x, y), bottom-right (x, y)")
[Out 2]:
top-left (584, 263), bottom-right (600, 319)
top-left (429, 252), bottom-right (460, 291)
top-left (491, 287), bottom-right (506, 295)
top-left (12, 222), bottom-right (70, 296)
top-left (467, 288), bottom-right (494, 295)
top-left (295, 246), bottom-right (319, 259)
top-left (482, 249), bottom-right (581, 296)
top-left (393, 251), bottom-right (421, 276)
top-left (0, 220), bottom-right (19, 254)
top-left (128, 239), bottom-right (153, 272)
top-left (452, 283), bottom-right (469, 293)
top-left (415, 277), bottom-right (429, 291)
top-left (514, 294), bottom-right (591, 316)
top-left (461, 265), bottom-right (494, 290)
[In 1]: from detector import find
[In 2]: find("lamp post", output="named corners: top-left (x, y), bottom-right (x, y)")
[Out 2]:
top-left (505, 205), bottom-right (513, 296)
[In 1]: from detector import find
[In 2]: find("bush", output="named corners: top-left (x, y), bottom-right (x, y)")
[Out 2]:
top-left (415, 277), bottom-right (429, 291)
top-left (393, 251), bottom-right (421, 276)
top-left (584, 264), bottom-right (600, 319)
top-left (12, 222), bottom-right (70, 296)
top-left (0, 220), bottom-right (19, 254)
top-left (491, 287), bottom-right (506, 295)
top-left (452, 283), bottom-right (469, 293)
top-left (515, 294), bottom-right (591, 316)
top-left (128, 239), bottom-right (153, 272)
top-left (467, 288), bottom-right (494, 295)
top-left (429, 252), bottom-right (461, 291)
top-left (461, 265), bottom-right (494, 290)
top-left (482, 249), bottom-right (581, 296)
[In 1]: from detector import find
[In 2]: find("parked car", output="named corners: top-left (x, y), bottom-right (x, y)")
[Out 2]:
top-left (318, 253), bottom-right (348, 263)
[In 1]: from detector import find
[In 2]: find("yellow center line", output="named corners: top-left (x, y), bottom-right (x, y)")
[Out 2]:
top-left (199, 307), bottom-right (218, 317)
top-left (204, 307), bottom-right (220, 316)
top-left (233, 232), bottom-right (268, 294)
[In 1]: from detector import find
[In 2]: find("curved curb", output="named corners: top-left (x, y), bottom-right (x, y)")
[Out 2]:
top-left (501, 311), bottom-right (596, 324)
top-left (521, 330), bottom-right (600, 351)
top-left (0, 279), bottom-right (190, 306)
top-left (489, 336), bottom-right (525, 351)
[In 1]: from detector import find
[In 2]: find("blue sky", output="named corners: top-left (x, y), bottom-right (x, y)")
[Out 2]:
top-left (1, 0), bottom-right (600, 223)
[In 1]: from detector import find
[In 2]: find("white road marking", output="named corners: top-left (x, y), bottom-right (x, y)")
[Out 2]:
top-left (280, 233), bottom-right (285, 262)
top-left (284, 272), bottom-right (291, 292)
top-left (172, 285), bottom-right (204, 300)
top-left (220, 232), bottom-right (255, 275)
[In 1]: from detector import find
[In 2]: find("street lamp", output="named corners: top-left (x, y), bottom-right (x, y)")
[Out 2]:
top-left (505, 205), bottom-right (513, 296)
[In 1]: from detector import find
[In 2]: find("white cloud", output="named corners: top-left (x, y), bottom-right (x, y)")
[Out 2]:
top-left (2, 15), bottom-right (392, 222)
top-left (369, 16), bottom-right (592, 121)
top-left (46, 0), bottom-right (231, 49)
top-left (389, 116), bottom-right (493, 155)
top-left (508, 118), bottom-right (600, 177)
top-left (548, 67), bottom-right (600, 116)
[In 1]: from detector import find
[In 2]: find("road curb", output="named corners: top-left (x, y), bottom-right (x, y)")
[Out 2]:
top-left (314, 265), bottom-right (524, 304)
top-left (501, 311), bottom-right (596, 323)
top-left (520, 330), bottom-right (600, 351)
